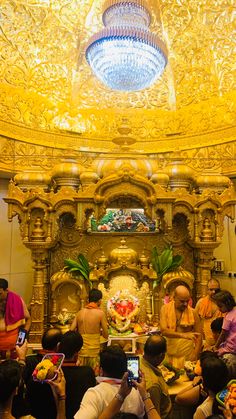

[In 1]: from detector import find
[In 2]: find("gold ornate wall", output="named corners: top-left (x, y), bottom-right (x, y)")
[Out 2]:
top-left (4, 159), bottom-right (236, 342)
top-left (0, 0), bottom-right (236, 341)
top-left (1, 137), bottom-right (236, 176)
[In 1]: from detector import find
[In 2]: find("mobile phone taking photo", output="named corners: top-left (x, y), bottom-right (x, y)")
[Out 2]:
top-left (127, 356), bottom-right (140, 386)
top-left (16, 329), bottom-right (27, 346)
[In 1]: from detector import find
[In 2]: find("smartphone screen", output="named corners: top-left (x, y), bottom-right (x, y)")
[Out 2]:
top-left (16, 329), bottom-right (27, 346)
top-left (127, 356), bottom-right (140, 386)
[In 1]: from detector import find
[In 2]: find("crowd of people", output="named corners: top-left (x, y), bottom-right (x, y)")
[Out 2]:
top-left (0, 277), bottom-right (235, 419)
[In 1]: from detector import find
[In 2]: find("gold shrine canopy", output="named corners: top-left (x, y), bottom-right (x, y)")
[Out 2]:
top-left (0, 0), bottom-right (235, 155)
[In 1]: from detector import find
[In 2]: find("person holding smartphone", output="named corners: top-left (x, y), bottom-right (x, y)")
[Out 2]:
top-left (0, 278), bottom-right (31, 359)
top-left (98, 371), bottom-right (161, 419)
top-left (74, 346), bottom-right (145, 419)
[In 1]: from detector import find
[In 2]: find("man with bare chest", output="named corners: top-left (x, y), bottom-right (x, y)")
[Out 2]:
top-left (0, 278), bottom-right (31, 358)
top-left (70, 289), bottom-right (108, 371)
top-left (160, 285), bottom-right (202, 368)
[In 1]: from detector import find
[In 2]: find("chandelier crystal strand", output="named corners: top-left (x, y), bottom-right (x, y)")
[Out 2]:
top-left (85, 0), bottom-right (168, 91)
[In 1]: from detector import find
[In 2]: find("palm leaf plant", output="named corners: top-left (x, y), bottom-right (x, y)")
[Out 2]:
top-left (151, 245), bottom-right (183, 288)
top-left (64, 253), bottom-right (92, 289)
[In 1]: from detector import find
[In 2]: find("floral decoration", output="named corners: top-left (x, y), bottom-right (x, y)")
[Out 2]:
top-left (32, 354), bottom-right (63, 382)
top-left (107, 290), bottom-right (139, 333)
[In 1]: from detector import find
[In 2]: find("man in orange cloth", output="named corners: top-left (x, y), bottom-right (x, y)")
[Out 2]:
top-left (195, 278), bottom-right (222, 346)
top-left (70, 288), bottom-right (108, 371)
top-left (160, 285), bottom-right (202, 369)
top-left (0, 278), bottom-right (31, 358)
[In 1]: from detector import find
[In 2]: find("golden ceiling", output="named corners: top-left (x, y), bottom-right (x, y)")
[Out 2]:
top-left (0, 0), bottom-right (235, 154)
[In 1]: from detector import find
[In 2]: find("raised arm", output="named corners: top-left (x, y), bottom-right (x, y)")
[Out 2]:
top-left (70, 314), bottom-right (78, 332)
top-left (49, 369), bottom-right (66, 419)
top-left (133, 371), bottom-right (161, 419)
top-left (189, 310), bottom-right (203, 360)
top-left (98, 372), bottom-right (131, 419)
top-left (22, 299), bottom-right (31, 332)
top-left (214, 329), bottom-right (228, 349)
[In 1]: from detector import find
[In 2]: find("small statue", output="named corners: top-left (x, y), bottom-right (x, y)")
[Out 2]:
top-left (57, 308), bottom-right (73, 326)
top-left (87, 211), bottom-right (97, 232)
top-left (201, 217), bottom-right (214, 242)
top-left (31, 217), bottom-right (45, 241)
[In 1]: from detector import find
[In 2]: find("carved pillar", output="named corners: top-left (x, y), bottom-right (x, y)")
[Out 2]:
top-left (146, 288), bottom-right (153, 322)
top-left (194, 209), bottom-right (200, 242)
top-left (29, 249), bottom-right (49, 343)
top-left (193, 244), bottom-right (219, 300)
top-left (153, 285), bottom-right (160, 323)
top-left (76, 201), bottom-right (85, 231)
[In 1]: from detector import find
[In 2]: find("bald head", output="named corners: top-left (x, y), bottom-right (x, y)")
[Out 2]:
top-left (207, 279), bottom-right (220, 299)
top-left (42, 327), bottom-right (62, 350)
top-left (144, 335), bottom-right (166, 366)
top-left (174, 285), bottom-right (190, 299)
top-left (174, 285), bottom-right (191, 311)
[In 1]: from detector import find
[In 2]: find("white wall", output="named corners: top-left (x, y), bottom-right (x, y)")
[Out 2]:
top-left (0, 178), bottom-right (33, 304)
top-left (214, 214), bottom-right (236, 298)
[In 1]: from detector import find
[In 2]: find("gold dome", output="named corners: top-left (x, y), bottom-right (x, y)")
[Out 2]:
top-left (150, 172), bottom-right (169, 188)
top-left (50, 270), bottom-right (74, 284)
top-left (109, 238), bottom-right (138, 265)
top-left (162, 266), bottom-right (194, 291)
top-left (14, 171), bottom-right (51, 191)
top-left (51, 160), bottom-right (82, 188)
top-left (195, 173), bottom-right (231, 194)
top-left (80, 170), bottom-right (99, 186)
top-left (93, 158), bottom-right (156, 179)
top-left (166, 153), bottom-right (194, 191)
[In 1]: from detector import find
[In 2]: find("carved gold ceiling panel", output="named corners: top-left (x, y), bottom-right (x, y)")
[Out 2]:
top-left (1, 136), bottom-right (236, 176)
top-left (0, 0), bottom-right (235, 153)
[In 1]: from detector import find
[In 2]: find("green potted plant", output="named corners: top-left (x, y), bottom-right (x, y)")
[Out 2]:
top-left (151, 245), bottom-right (183, 288)
top-left (64, 253), bottom-right (92, 289)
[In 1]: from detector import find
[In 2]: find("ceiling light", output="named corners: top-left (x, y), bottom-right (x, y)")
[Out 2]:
top-left (85, 0), bottom-right (168, 91)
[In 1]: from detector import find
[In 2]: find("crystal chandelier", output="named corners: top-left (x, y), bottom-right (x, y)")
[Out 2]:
top-left (85, 0), bottom-right (168, 92)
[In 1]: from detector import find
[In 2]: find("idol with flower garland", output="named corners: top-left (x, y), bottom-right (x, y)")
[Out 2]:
top-left (107, 290), bottom-right (141, 335)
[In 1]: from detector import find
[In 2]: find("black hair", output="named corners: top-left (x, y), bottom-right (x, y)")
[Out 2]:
top-left (213, 290), bottom-right (236, 311)
top-left (211, 317), bottom-right (223, 333)
top-left (206, 415), bottom-right (224, 419)
top-left (100, 346), bottom-right (127, 379)
top-left (0, 360), bottom-right (21, 403)
top-left (41, 327), bottom-right (63, 350)
top-left (89, 288), bottom-right (102, 303)
top-left (199, 350), bottom-right (218, 366)
top-left (58, 331), bottom-right (83, 358)
top-left (0, 278), bottom-right (8, 290)
top-left (112, 414), bottom-right (139, 419)
top-left (144, 335), bottom-right (167, 357)
top-left (202, 356), bottom-right (228, 394)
